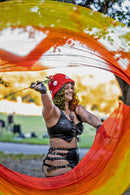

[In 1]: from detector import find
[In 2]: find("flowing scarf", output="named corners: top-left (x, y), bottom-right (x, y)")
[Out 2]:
top-left (0, 1), bottom-right (129, 194)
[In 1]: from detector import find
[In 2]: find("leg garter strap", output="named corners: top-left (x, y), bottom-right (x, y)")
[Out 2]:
top-left (46, 156), bottom-right (66, 160)
top-left (49, 147), bottom-right (77, 151)
top-left (43, 163), bottom-right (73, 171)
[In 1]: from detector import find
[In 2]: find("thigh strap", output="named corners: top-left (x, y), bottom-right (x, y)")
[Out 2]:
top-left (46, 156), bottom-right (66, 160)
top-left (43, 163), bottom-right (74, 171)
top-left (49, 147), bottom-right (77, 151)
top-left (48, 151), bottom-right (67, 156)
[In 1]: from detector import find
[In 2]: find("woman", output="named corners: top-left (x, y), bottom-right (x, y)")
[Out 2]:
top-left (30, 73), bottom-right (102, 177)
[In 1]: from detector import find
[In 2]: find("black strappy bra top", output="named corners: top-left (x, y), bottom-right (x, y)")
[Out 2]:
top-left (47, 110), bottom-right (83, 142)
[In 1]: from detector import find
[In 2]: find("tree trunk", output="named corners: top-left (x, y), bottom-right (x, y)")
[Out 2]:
top-left (115, 76), bottom-right (130, 106)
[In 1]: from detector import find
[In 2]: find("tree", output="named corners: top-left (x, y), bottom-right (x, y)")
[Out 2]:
top-left (115, 76), bottom-right (130, 105)
top-left (76, 78), bottom-right (120, 114)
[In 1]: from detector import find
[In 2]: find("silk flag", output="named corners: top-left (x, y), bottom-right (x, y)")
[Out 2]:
top-left (0, 0), bottom-right (130, 194)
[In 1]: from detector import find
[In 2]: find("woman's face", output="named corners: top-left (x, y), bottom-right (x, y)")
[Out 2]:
top-left (64, 83), bottom-right (74, 101)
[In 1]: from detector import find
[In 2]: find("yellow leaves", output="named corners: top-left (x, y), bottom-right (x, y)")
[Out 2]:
top-left (74, 75), bottom-right (121, 114)
top-left (0, 71), bottom-right (46, 104)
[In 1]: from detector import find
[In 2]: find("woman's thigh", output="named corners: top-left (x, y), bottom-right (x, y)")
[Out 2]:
top-left (43, 163), bottom-right (72, 177)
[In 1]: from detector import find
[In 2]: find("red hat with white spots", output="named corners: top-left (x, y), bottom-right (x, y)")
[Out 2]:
top-left (48, 73), bottom-right (74, 99)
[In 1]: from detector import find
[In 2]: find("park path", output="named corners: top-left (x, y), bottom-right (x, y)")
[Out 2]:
top-left (0, 142), bottom-right (89, 159)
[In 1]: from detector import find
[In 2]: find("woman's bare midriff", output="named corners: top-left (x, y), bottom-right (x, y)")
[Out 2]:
top-left (43, 137), bottom-right (78, 177)
top-left (50, 137), bottom-right (78, 148)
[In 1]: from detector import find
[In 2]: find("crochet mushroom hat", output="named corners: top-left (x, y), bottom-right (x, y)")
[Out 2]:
top-left (48, 73), bottom-right (75, 99)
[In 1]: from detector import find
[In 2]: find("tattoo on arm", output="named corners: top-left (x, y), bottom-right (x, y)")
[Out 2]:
top-left (80, 105), bottom-right (100, 127)
top-left (88, 112), bottom-right (98, 122)
top-left (88, 112), bottom-right (92, 121)
top-left (80, 105), bottom-right (95, 122)
top-left (80, 105), bottom-right (86, 111)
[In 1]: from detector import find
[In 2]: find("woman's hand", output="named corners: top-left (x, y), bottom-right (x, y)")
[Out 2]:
top-left (30, 81), bottom-right (47, 95)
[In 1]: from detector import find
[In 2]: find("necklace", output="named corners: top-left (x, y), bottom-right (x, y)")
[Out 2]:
top-left (69, 113), bottom-right (74, 121)
top-left (65, 110), bottom-right (74, 121)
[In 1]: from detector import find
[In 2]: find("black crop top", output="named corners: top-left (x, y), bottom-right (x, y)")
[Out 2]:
top-left (47, 110), bottom-right (83, 142)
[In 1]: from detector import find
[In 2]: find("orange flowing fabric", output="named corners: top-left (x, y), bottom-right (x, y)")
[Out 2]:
top-left (0, 102), bottom-right (130, 195)
top-left (0, 0), bottom-right (130, 194)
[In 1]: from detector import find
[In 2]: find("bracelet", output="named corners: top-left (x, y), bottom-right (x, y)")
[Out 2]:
top-left (97, 124), bottom-right (101, 129)
top-left (41, 93), bottom-right (45, 97)
top-left (96, 124), bottom-right (101, 133)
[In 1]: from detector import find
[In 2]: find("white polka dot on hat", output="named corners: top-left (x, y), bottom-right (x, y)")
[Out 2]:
top-left (53, 81), bottom-right (57, 86)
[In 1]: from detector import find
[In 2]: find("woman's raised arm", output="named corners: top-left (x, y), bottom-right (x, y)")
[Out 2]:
top-left (30, 81), bottom-right (56, 120)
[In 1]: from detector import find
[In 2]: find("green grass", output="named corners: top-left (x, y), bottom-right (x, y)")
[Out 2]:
top-left (0, 113), bottom-right (96, 148)
top-left (0, 151), bottom-right (42, 161)
top-left (0, 113), bottom-right (46, 135)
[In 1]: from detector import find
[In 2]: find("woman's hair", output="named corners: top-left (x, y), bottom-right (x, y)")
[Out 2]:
top-left (53, 83), bottom-right (79, 111)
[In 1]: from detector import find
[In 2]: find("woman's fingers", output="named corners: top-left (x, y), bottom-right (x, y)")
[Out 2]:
top-left (30, 81), bottom-right (47, 94)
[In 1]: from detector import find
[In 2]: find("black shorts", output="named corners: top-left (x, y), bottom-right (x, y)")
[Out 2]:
top-left (43, 147), bottom-right (79, 171)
